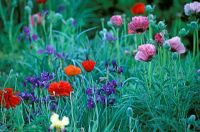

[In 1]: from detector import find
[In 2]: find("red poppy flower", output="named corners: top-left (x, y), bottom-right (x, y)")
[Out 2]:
top-left (36, 0), bottom-right (47, 4)
top-left (48, 81), bottom-right (73, 96)
top-left (64, 65), bottom-right (81, 76)
top-left (130, 3), bottom-right (145, 15)
top-left (82, 60), bottom-right (96, 72)
top-left (0, 88), bottom-right (21, 109)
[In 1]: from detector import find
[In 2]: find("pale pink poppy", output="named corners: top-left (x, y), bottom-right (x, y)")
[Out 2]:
top-left (165, 36), bottom-right (186, 54)
top-left (135, 44), bottom-right (156, 62)
top-left (184, 1), bottom-right (200, 16)
top-left (128, 16), bottom-right (149, 34)
top-left (30, 13), bottom-right (42, 26)
top-left (110, 15), bottom-right (123, 26)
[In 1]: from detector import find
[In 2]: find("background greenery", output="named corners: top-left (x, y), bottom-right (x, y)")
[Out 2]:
top-left (0, 0), bottom-right (199, 131)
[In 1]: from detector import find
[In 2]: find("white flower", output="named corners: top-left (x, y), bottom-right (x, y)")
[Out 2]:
top-left (50, 112), bottom-right (69, 130)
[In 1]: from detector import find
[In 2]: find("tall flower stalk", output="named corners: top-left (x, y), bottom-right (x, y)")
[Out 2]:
top-left (194, 29), bottom-right (199, 57)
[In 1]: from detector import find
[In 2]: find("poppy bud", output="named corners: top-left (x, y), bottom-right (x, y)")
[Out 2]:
top-left (187, 115), bottom-right (196, 124)
top-left (107, 21), bottom-right (113, 27)
top-left (55, 13), bottom-right (63, 21)
top-left (25, 6), bottom-right (31, 14)
top-left (157, 21), bottom-right (166, 31)
top-left (178, 28), bottom-right (189, 37)
top-left (126, 107), bottom-right (133, 117)
top-left (163, 42), bottom-right (171, 50)
top-left (187, 21), bottom-right (198, 31)
top-left (27, 0), bottom-right (33, 8)
top-left (172, 53), bottom-right (179, 60)
top-left (145, 5), bottom-right (154, 13)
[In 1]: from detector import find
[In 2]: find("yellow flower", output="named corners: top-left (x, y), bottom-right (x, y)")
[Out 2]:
top-left (50, 112), bottom-right (69, 130)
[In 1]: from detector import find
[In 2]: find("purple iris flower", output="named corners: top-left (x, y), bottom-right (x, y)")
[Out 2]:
top-left (32, 34), bottom-right (38, 41)
top-left (24, 71), bottom-right (54, 89)
top-left (23, 26), bottom-right (30, 36)
top-left (105, 32), bottom-right (117, 41)
top-left (18, 92), bottom-right (36, 103)
top-left (106, 60), bottom-right (123, 74)
top-left (40, 71), bottom-right (54, 81)
top-left (96, 94), bottom-right (105, 104)
top-left (87, 98), bottom-right (95, 109)
top-left (25, 76), bottom-right (40, 88)
top-left (102, 82), bottom-right (116, 95)
top-left (85, 80), bottom-right (120, 108)
top-left (69, 18), bottom-right (77, 26)
top-left (112, 60), bottom-right (117, 68)
top-left (37, 45), bottom-right (65, 59)
top-left (55, 52), bottom-right (65, 59)
top-left (37, 49), bottom-right (45, 54)
top-left (46, 45), bottom-right (55, 54)
top-left (117, 66), bottom-right (123, 74)
top-left (86, 88), bottom-right (93, 96)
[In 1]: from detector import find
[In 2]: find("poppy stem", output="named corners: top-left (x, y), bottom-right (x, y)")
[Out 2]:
top-left (129, 116), bottom-right (132, 131)
top-left (86, 54), bottom-right (89, 60)
top-left (134, 34), bottom-right (137, 49)
top-left (50, 23), bottom-right (53, 44)
top-left (3, 69), bottom-right (13, 88)
top-left (163, 48), bottom-right (166, 65)
top-left (116, 28), bottom-right (120, 65)
top-left (196, 29), bottom-right (199, 57)
top-left (149, 24), bottom-right (152, 39)
top-left (148, 62), bottom-right (152, 89)
top-left (70, 93), bottom-right (76, 130)
top-left (106, 67), bottom-right (109, 82)
top-left (9, 7), bottom-right (15, 51)
top-left (193, 29), bottom-right (196, 57)
top-left (101, 18), bottom-right (105, 29)
top-left (123, 14), bottom-right (127, 46)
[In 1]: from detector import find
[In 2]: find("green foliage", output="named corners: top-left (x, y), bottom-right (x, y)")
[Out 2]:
top-left (0, 0), bottom-right (200, 131)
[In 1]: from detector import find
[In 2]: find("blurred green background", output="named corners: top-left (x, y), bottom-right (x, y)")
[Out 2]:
top-left (0, 0), bottom-right (195, 74)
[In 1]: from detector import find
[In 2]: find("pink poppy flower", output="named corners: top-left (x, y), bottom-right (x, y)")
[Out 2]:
top-left (135, 44), bottom-right (156, 62)
top-left (128, 16), bottom-right (149, 34)
top-left (30, 13), bottom-right (42, 26)
top-left (165, 37), bottom-right (186, 54)
top-left (154, 33), bottom-right (163, 45)
top-left (110, 15), bottom-right (123, 26)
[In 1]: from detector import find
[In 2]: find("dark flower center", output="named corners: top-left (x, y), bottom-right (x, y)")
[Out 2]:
top-left (171, 48), bottom-right (177, 52)
top-left (136, 28), bottom-right (145, 33)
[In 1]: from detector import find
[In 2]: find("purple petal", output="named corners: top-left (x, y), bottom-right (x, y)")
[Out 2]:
top-left (37, 49), bottom-right (45, 54)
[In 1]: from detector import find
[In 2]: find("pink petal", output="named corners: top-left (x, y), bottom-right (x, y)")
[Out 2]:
top-left (135, 51), bottom-right (148, 61)
top-left (176, 44), bottom-right (186, 54)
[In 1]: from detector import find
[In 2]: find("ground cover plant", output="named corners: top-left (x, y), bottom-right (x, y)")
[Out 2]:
top-left (0, 0), bottom-right (200, 131)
